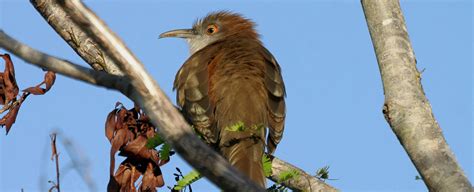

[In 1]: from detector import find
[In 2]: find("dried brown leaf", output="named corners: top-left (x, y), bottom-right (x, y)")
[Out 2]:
top-left (141, 149), bottom-right (159, 164)
top-left (109, 127), bottom-right (133, 176)
top-left (139, 162), bottom-right (163, 192)
top-left (106, 103), bottom-right (169, 191)
top-left (43, 71), bottom-right (56, 92)
top-left (23, 87), bottom-right (45, 95)
top-left (114, 164), bottom-right (133, 191)
top-left (130, 106), bottom-right (139, 120)
top-left (0, 54), bottom-right (55, 135)
top-left (115, 108), bottom-right (128, 131)
top-left (22, 71), bottom-right (56, 95)
top-left (145, 127), bottom-right (155, 140)
top-left (111, 128), bottom-right (129, 156)
top-left (0, 103), bottom-right (21, 134)
top-left (0, 76), bottom-right (5, 105)
top-left (0, 54), bottom-right (19, 105)
top-left (122, 135), bottom-right (147, 156)
top-left (105, 109), bottom-right (118, 142)
top-left (113, 161), bottom-right (142, 192)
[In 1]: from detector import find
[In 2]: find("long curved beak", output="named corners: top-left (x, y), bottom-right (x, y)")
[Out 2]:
top-left (159, 29), bottom-right (195, 39)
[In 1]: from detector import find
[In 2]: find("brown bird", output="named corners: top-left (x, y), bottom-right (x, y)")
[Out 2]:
top-left (160, 11), bottom-right (286, 187)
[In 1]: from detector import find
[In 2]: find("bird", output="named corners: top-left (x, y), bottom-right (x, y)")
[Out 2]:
top-left (160, 11), bottom-right (286, 187)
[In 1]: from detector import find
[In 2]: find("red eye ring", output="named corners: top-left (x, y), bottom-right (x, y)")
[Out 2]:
top-left (206, 24), bottom-right (219, 34)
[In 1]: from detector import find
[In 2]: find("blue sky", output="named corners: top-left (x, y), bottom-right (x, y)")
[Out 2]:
top-left (0, 0), bottom-right (472, 191)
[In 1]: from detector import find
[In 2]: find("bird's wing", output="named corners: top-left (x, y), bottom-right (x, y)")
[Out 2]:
top-left (173, 47), bottom-right (218, 144)
top-left (260, 46), bottom-right (286, 154)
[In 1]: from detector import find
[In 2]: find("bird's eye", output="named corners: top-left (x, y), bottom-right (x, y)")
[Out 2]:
top-left (206, 24), bottom-right (219, 34)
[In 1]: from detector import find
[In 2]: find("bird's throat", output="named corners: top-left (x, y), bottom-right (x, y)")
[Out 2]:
top-left (186, 36), bottom-right (216, 55)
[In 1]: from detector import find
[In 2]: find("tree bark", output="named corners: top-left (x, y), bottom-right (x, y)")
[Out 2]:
top-left (271, 157), bottom-right (337, 192)
top-left (361, 1), bottom-right (472, 191)
top-left (30, 0), bottom-right (123, 75)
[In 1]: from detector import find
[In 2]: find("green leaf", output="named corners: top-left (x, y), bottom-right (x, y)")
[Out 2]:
top-left (146, 134), bottom-right (164, 149)
top-left (174, 170), bottom-right (202, 190)
top-left (225, 121), bottom-right (245, 132)
top-left (316, 166), bottom-right (330, 180)
top-left (277, 169), bottom-right (299, 183)
top-left (159, 142), bottom-right (171, 161)
top-left (262, 154), bottom-right (272, 177)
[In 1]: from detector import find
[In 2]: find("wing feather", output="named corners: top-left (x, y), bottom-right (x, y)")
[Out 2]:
top-left (260, 46), bottom-right (286, 154)
top-left (173, 47), bottom-right (219, 144)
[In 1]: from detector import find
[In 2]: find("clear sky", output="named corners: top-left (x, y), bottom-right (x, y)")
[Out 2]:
top-left (0, 0), bottom-right (472, 191)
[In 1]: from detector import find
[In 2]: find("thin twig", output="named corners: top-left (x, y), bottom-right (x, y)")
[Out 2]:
top-left (50, 133), bottom-right (60, 192)
top-left (56, 131), bottom-right (97, 191)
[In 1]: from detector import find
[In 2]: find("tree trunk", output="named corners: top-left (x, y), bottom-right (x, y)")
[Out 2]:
top-left (361, 1), bottom-right (472, 191)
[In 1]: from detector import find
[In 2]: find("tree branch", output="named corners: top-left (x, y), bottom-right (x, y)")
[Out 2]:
top-left (49, 133), bottom-right (61, 192)
top-left (30, 0), bottom-right (123, 75)
top-left (270, 156), bottom-right (337, 192)
top-left (0, 30), bottom-right (131, 93)
top-left (361, 1), bottom-right (472, 191)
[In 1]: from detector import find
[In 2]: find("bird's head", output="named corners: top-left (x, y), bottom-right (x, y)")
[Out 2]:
top-left (159, 11), bottom-right (259, 54)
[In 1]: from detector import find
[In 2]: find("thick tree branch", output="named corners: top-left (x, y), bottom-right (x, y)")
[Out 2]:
top-left (361, 1), bottom-right (472, 191)
top-left (270, 156), bottom-right (337, 192)
top-left (30, 0), bottom-right (123, 75)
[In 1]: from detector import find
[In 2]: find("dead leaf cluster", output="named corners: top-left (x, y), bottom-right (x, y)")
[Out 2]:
top-left (0, 53), bottom-right (56, 134)
top-left (106, 102), bottom-right (168, 192)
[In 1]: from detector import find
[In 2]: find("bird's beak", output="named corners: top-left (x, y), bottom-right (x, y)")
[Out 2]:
top-left (159, 29), bottom-right (195, 39)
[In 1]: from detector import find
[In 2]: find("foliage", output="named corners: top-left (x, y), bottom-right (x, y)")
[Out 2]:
top-left (262, 154), bottom-right (273, 177)
top-left (105, 103), bottom-right (171, 191)
top-left (0, 53), bottom-right (56, 134)
top-left (315, 166), bottom-right (330, 180)
top-left (225, 121), bottom-right (245, 132)
top-left (172, 168), bottom-right (201, 191)
top-left (277, 169), bottom-right (300, 183)
top-left (266, 169), bottom-right (299, 192)
top-left (170, 150), bottom-right (274, 190)
top-left (159, 142), bottom-right (172, 161)
top-left (146, 134), bottom-right (164, 149)
top-left (315, 165), bottom-right (337, 182)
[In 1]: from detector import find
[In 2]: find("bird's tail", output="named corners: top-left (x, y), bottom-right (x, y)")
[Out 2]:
top-left (215, 83), bottom-right (268, 187)
top-left (220, 132), bottom-right (266, 187)
top-left (217, 116), bottom-right (267, 187)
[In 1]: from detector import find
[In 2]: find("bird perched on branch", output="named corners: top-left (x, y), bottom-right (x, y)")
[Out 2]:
top-left (160, 11), bottom-right (286, 187)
